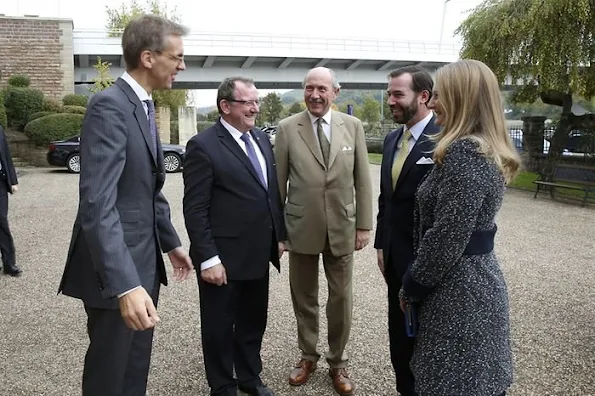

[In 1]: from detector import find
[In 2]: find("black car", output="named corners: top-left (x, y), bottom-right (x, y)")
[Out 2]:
top-left (46, 135), bottom-right (186, 173)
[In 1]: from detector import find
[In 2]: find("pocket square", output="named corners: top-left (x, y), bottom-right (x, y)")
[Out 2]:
top-left (416, 157), bottom-right (435, 165)
top-left (342, 146), bottom-right (353, 151)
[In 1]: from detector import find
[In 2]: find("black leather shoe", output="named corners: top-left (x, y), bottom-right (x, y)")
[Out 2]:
top-left (238, 384), bottom-right (275, 396)
top-left (3, 264), bottom-right (22, 277)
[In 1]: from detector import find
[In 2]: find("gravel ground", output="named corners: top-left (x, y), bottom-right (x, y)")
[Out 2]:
top-left (0, 165), bottom-right (593, 396)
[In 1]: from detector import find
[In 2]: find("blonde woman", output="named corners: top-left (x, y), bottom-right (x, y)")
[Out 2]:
top-left (399, 59), bottom-right (521, 396)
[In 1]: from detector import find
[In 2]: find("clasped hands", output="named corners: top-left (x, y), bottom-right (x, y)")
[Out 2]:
top-left (118, 246), bottom-right (193, 331)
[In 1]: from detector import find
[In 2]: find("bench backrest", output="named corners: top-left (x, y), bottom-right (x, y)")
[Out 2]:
top-left (554, 164), bottom-right (595, 186)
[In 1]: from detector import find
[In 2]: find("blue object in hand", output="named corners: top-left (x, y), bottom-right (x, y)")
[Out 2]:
top-left (405, 303), bottom-right (418, 337)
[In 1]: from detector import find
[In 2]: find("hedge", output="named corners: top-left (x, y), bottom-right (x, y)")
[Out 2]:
top-left (3, 86), bottom-right (44, 130)
top-left (0, 99), bottom-right (6, 130)
top-left (8, 75), bottom-right (30, 88)
top-left (28, 111), bottom-right (57, 122)
top-left (24, 113), bottom-right (84, 146)
top-left (197, 121), bottom-right (214, 132)
top-left (42, 98), bottom-right (62, 112)
top-left (61, 105), bottom-right (87, 115)
top-left (62, 94), bottom-right (88, 107)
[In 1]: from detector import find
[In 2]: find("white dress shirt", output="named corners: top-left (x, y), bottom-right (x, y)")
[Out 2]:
top-left (199, 119), bottom-right (268, 271)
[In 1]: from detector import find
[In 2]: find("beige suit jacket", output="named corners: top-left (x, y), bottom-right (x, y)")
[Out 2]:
top-left (275, 110), bottom-right (373, 256)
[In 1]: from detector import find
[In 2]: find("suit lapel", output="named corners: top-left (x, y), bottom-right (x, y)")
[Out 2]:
top-left (251, 128), bottom-right (273, 189)
top-left (115, 78), bottom-right (158, 166)
top-left (327, 111), bottom-right (343, 169)
top-left (296, 111), bottom-right (325, 169)
top-left (217, 122), bottom-right (267, 191)
top-left (394, 116), bottom-right (440, 189)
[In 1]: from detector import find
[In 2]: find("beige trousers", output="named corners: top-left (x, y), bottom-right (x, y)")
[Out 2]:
top-left (289, 243), bottom-right (353, 368)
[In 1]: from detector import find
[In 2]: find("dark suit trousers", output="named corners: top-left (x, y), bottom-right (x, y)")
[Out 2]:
top-left (198, 272), bottom-right (269, 396)
top-left (386, 259), bottom-right (417, 396)
top-left (82, 274), bottom-right (160, 396)
top-left (0, 180), bottom-right (15, 269)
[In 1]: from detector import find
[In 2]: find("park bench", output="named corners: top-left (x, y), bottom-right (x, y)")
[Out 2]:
top-left (533, 163), bottom-right (595, 207)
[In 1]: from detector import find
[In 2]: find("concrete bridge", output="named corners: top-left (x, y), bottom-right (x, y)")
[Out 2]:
top-left (73, 29), bottom-right (461, 90)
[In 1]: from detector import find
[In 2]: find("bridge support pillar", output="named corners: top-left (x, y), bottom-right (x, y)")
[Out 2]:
top-left (178, 106), bottom-right (197, 147)
top-left (156, 107), bottom-right (171, 143)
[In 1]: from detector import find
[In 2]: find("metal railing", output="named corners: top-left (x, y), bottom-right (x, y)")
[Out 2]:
top-left (72, 29), bottom-right (461, 57)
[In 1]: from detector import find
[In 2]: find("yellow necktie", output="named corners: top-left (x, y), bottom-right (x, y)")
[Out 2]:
top-left (391, 129), bottom-right (412, 190)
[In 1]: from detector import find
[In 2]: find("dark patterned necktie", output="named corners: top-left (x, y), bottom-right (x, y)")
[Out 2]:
top-left (317, 118), bottom-right (330, 167)
top-left (143, 99), bottom-right (158, 153)
top-left (240, 133), bottom-right (266, 187)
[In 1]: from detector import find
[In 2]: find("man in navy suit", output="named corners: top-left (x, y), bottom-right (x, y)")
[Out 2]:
top-left (183, 77), bottom-right (287, 396)
top-left (374, 66), bottom-right (438, 396)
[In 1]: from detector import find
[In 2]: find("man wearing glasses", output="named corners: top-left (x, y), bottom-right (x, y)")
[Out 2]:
top-left (58, 14), bottom-right (193, 396)
top-left (183, 77), bottom-right (287, 396)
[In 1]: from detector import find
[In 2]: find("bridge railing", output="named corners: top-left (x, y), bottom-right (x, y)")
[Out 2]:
top-left (73, 29), bottom-right (461, 57)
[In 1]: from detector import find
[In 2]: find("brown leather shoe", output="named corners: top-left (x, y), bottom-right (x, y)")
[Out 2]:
top-left (288, 359), bottom-right (316, 386)
top-left (329, 368), bottom-right (355, 396)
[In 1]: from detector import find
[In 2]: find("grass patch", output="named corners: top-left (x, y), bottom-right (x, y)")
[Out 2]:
top-left (509, 171), bottom-right (539, 191)
top-left (368, 153), bottom-right (383, 165)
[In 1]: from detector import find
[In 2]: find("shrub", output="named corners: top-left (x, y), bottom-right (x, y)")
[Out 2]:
top-left (62, 94), bottom-right (88, 107)
top-left (24, 113), bottom-right (84, 146)
top-left (28, 111), bottom-right (57, 122)
top-left (197, 121), bottom-right (214, 133)
top-left (3, 86), bottom-right (44, 130)
top-left (42, 97), bottom-right (62, 112)
top-left (61, 105), bottom-right (87, 115)
top-left (8, 75), bottom-right (31, 88)
top-left (0, 92), bottom-right (7, 130)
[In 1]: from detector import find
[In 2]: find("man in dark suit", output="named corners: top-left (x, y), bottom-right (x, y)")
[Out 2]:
top-left (58, 15), bottom-right (193, 396)
top-left (374, 66), bottom-right (438, 396)
top-left (0, 124), bottom-right (21, 276)
top-left (183, 77), bottom-right (287, 396)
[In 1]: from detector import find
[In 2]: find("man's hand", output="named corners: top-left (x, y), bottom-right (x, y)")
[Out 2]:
top-left (355, 229), bottom-right (370, 250)
top-left (118, 287), bottom-right (159, 331)
top-left (376, 249), bottom-right (385, 275)
top-left (201, 263), bottom-right (227, 286)
top-left (168, 247), bottom-right (194, 281)
top-left (11, 185), bottom-right (18, 193)
top-left (278, 241), bottom-right (287, 258)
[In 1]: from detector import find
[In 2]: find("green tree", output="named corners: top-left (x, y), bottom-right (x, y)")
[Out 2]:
top-left (258, 93), bottom-right (283, 125)
top-left (105, 0), bottom-right (188, 111)
top-left (360, 96), bottom-right (381, 123)
top-left (287, 101), bottom-right (305, 116)
top-left (456, 0), bottom-right (594, 174)
top-left (89, 57), bottom-right (115, 94)
top-left (206, 110), bottom-right (220, 122)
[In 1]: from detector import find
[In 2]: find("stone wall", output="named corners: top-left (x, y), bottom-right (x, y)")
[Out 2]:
top-left (0, 16), bottom-right (74, 100)
top-left (156, 107), bottom-right (171, 143)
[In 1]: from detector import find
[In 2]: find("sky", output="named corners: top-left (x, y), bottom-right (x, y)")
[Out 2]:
top-left (1, 0), bottom-right (484, 106)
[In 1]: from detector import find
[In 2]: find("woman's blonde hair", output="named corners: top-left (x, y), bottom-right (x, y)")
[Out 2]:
top-left (432, 59), bottom-right (521, 183)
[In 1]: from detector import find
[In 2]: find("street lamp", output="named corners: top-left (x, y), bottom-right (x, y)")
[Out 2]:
top-left (439, 0), bottom-right (452, 52)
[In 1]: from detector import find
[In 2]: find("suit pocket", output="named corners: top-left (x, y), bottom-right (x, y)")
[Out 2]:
top-left (120, 210), bottom-right (140, 246)
top-left (285, 202), bottom-right (304, 217)
top-left (345, 203), bottom-right (356, 218)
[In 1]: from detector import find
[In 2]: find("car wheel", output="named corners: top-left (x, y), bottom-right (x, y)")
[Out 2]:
top-left (163, 152), bottom-right (182, 173)
top-left (66, 153), bottom-right (81, 173)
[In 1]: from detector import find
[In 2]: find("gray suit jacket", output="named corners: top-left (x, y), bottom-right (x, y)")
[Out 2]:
top-left (58, 78), bottom-right (181, 310)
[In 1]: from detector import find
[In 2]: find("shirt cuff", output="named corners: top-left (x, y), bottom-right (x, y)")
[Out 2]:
top-left (201, 255), bottom-right (221, 271)
top-left (117, 286), bottom-right (141, 298)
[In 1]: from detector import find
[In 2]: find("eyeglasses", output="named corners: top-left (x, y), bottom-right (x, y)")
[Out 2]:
top-left (154, 51), bottom-right (185, 64)
top-left (228, 99), bottom-right (260, 107)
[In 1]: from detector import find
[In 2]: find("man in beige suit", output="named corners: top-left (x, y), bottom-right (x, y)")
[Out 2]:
top-left (274, 67), bottom-right (373, 396)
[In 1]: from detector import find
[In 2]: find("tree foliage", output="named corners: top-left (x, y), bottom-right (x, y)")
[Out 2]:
top-left (105, 0), bottom-right (187, 111)
top-left (456, 0), bottom-right (594, 102)
top-left (456, 0), bottom-right (595, 173)
top-left (89, 57), bottom-right (115, 94)
top-left (258, 93), bottom-right (284, 125)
